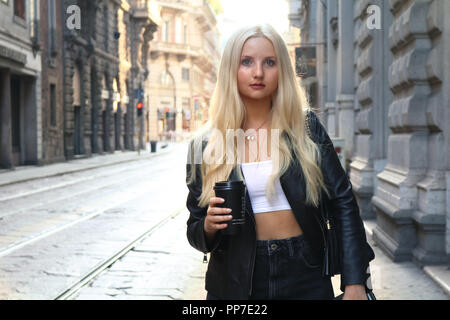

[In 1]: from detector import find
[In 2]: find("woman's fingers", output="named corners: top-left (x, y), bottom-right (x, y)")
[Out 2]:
top-left (208, 197), bottom-right (232, 216)
top-left (209, 213), bottom-right (232, 222)
top-left (209, 197), bottom-right (225, 206)
top-left (208, 206), bottom-right (232, 215)
top-left (205, 197), bottom-right (233, 232)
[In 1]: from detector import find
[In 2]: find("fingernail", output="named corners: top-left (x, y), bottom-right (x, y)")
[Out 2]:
top-left (226, 208), bottom-right (232, 212)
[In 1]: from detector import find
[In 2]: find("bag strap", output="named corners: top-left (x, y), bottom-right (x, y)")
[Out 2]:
top-left (304, 111), bottom-right (331, 229)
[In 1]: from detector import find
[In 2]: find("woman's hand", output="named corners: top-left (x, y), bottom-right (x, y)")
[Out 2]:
top-left (342, 284), bottom-right (368, 300)
top-left (204, 197), bottom-right (233, 239)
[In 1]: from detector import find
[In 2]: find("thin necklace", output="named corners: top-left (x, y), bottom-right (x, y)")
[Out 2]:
top-left (244, 116), bottom-right (270, 141)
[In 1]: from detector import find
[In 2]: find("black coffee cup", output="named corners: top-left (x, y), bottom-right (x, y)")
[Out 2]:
top-left (213, 180), bottom-right (246, 235)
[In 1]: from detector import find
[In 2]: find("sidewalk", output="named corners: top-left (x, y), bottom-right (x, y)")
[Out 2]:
top-left (0, 141), bottom-right (174, 187)
top-left (363, 220), bottom-right (449, 300)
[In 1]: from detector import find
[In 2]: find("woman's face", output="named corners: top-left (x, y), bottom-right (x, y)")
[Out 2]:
top-left (237, 36), bottom-right (278, 105)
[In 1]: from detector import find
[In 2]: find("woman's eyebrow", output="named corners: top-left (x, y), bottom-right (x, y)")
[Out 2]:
top-left (240, 55), bottom-right (277, 59)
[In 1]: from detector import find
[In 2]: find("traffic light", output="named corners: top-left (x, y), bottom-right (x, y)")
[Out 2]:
top-left (137, 101), bottom-right (143, 117)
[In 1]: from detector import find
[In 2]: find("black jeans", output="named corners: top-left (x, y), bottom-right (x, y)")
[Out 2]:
top-left (206, 234), bottom-right (335, 300)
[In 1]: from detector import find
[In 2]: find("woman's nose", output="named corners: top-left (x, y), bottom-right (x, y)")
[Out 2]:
top-left (253, 63), bottom-right (264, 78)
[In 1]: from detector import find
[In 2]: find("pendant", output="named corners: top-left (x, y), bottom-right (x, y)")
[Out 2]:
top-left (246, 135), bottom-right (256, 141)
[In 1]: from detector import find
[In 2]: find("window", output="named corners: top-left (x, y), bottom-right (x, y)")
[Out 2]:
top-left (182, 68), bottom-right (190, 81)
top-left (48, 0), bottom-right (58, 56)
top-left (162, 21), bottom-right (169, 42)
top-left (14, 0), bottom-right (25, 19)
top-left (30, 0), bottom-right (37, 38)
top-left (50, 84), bottom-right (57, 126)
top-left (183, 25), bottom-right (187, 44)
top-left (159, 71), bottom-right (173, 87)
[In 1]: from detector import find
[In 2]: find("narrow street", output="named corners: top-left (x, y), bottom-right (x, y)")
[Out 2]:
top-left (0, 142), bottom-right (196, 299)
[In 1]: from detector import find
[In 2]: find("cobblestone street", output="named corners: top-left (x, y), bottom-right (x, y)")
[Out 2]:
top-left (70, 209), bottom-right (208, 300)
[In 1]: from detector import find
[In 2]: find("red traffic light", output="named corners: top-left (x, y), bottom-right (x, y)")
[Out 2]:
top-left (136, 102), bottom-right (143, 109)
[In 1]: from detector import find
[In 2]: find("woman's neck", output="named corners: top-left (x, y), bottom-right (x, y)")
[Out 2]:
top-left (241, 97), bottom-right (272, 129)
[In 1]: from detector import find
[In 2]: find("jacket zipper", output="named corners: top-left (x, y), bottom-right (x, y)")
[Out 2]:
top-left (240, 165), bottom-right (257, 296)
top-left (314, 202), bottom-right (327, 248)
top-left (248, 207), bottom-right (257, 296)
top-left (314, 210), bottom-right (329, 247)
top-left (314, 200), bottom-right (328, 276)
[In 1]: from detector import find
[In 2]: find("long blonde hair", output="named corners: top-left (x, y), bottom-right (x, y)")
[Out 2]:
top-left (187, 24), bottom-right (329, 208)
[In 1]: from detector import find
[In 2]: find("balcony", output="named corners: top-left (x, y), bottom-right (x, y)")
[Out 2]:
top-left (157, 0), bottom-right (192, 12)
top-left (131, 0), bottom-right (162, 25)
top-left (195, 1), bottom-right (216, 32)
top-left (150, 40), bottom-right (200, 60)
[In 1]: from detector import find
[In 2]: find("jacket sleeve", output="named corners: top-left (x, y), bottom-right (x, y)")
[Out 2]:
top-left (307, 111), bottom-right (375, 290)
top-left (186, 139), bottom-right (222, 254)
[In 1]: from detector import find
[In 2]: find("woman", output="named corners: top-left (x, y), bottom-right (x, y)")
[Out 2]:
top-left (186, 24), bottom-right (374, 300)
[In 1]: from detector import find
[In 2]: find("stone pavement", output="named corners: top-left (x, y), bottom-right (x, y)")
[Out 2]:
top-left (362, 220), bottom-right (449, 300)
top-left (70, 208), bottom-right (208, 300)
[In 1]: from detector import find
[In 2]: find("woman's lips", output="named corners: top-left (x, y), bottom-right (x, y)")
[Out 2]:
top-left (250, 84), bottom-right (265, 89)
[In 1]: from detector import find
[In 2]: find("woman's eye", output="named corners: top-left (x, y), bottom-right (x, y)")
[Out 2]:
top-left (266, 59), bottom-right (275, 66)
top-left (241, 59), bottom-right (251, 66)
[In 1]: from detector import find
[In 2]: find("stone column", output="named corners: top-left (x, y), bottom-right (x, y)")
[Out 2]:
top-left (445, 0), bottom-right (450, 266)
top-left (23, 76), bottom-right (38, 165)
top-left (325, 0), bottom-right (338, 136)
top-left (335, 0), bottom-right (356, 169)
top-left (82, 62), bottom-right (92, 156)
top-left (0, 69), bottom-right (13, 169)
top-left (316, 0), bottom-right (327, 115)
top-left (350, 0), bottom-right (393, 219)
top-left (410, 0), bottom-right (448, 265)
top-left (372, 0), bottom-right (446, 264)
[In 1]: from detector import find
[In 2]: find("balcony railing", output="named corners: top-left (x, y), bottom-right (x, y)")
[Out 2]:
top-left (151, 41), bottom-right (200, 58)
top-left (131, 0), bottom-right (161, 25)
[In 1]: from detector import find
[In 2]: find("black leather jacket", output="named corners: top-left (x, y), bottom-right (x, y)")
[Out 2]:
top-left (186, 111), bottom-right (375, 299)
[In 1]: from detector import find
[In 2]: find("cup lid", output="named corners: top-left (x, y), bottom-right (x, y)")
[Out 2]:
top-left (214, 180), bottom-right (244, 188)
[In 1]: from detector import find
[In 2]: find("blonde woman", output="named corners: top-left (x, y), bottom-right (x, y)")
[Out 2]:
top-left (186, 24), bottom-right (374, 300)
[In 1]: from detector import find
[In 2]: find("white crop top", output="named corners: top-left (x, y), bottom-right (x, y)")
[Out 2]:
top-left (241, 159), bottom-right (292, 214)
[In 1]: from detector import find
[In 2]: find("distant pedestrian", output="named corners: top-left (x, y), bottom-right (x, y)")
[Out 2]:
top-left (185, 24), bottom-right (374, 300)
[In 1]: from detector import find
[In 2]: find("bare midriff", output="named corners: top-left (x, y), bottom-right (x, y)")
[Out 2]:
top-left (242, 130), bottom-right (303, 240)
top-left (253, 210), bottom-right (303, 240)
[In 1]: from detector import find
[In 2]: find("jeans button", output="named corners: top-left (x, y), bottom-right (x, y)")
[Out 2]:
top-left (271, 244), bottom-right (277, 250)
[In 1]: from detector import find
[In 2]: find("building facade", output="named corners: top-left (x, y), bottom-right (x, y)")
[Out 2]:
top-left (1, 0), bottom-right (160, 169)
top-left (0, 0), bottom-right (42, 169)
top-left (289, 0), bottom-right (449, 268)
top-left (61, 0), bottom-right (159, 160)
top-left (147, 0), bottom-right (220, 143)
top-left (40, 0), bottom-right (65, 165)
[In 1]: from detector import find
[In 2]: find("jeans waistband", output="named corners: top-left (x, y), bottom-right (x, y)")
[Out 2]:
top-left (256, 234), bottom-right (306, 256)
